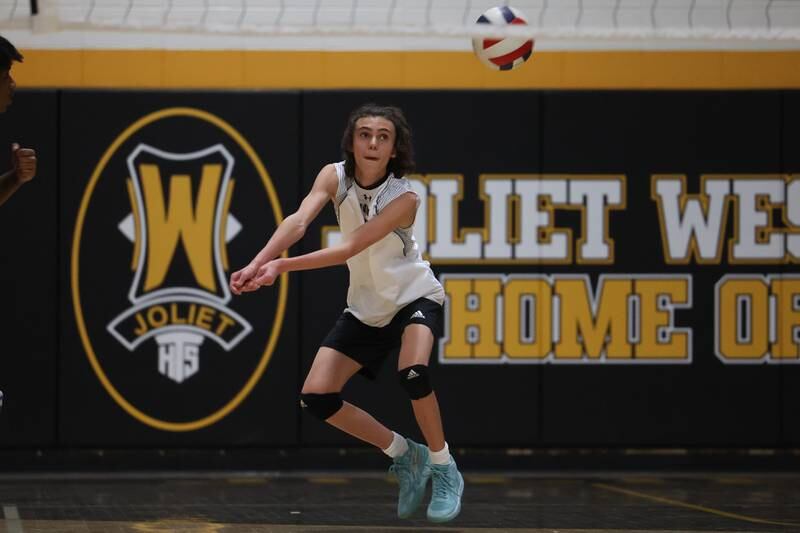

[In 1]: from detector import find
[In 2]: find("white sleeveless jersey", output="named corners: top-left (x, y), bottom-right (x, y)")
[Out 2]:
top-left (333, 161), bottom-right (444, 327)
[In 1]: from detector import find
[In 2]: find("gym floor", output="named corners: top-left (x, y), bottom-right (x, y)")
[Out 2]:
top-left (0, 472), bottom-right (798, 532)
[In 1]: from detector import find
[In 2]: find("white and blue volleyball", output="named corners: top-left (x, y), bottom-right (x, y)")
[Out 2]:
top-left (473, 6), bottom-right (534, 71)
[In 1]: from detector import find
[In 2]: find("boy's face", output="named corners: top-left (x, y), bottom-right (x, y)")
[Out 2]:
top-left (0, 68), bottom-right (15, 113)
top-left (352, 116), bottom-right (396, 174)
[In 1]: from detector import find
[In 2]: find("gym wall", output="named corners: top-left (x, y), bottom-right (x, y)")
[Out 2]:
top-left (0, 89), bottom-right (796, 453)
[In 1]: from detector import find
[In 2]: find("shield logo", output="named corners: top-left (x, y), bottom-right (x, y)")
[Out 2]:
top-left (107, 144), bottom-right (251, 384)
top-left (72, 107), bottom-right (287, 431)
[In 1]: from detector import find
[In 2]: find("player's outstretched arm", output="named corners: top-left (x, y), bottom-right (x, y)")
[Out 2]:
top-left (230, 164), bottom-right (338, 295)
top-left (0, 143), bottom-right (36, 207)
top-left (251, 191), bottom-right (418, 287)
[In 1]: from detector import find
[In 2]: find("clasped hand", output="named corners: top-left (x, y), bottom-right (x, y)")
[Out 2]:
top-left (229, 259), bottom-right (284, 295)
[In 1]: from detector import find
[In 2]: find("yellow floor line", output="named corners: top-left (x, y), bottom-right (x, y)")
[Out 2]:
top-left (619, 477), bottom-right (665, 485)
top-left (464, 476), bottom-right (509, 484)
top-left (594, 482), bottom-right (800, 528)
top-left (307, 477), bottom-right (351, 484)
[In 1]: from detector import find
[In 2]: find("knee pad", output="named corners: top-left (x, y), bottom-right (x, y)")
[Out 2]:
top-left (300, 392), bottom-right (343, 420)
top-left (398, 365), bottom-right (433, 400)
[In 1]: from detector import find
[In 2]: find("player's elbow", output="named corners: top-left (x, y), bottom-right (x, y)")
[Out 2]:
top-left (284, 212), bottom-right (309, 238)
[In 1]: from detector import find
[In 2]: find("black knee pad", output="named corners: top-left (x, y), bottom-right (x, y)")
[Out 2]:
top-left (398, 365), bottom-right (433, 400)
top-left (300, 392), bottom-right (343, 420)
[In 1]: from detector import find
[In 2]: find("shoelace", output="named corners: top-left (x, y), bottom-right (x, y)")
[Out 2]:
top-left (431, 466), bottom-right (458, 499)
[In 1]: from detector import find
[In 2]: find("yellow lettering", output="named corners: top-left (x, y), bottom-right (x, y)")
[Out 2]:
top-left (718, 278), bottom-right (768, 360)
top-left (636, 279), bottom-right (689, 359)
top-left (771, 278), bottom-right (800, 359)
top-left (555, 278), bottom-right (631, 359)
top-left (133, 312), bottom-right (148, 336)
top-left (504, 279), bottom-right (551, 359)
top-left (196, 305), bottom-right (215, 330)
top-left (140, 164), bottom-right (221, 292)
top-left (443, 278), bottom-right (502, 359)
top-left (170, 303), bottom-right (187, 325)
top-left (215, 313), bottom-right (236, 336)
top-left (146, 305), bottom-right (168, 328)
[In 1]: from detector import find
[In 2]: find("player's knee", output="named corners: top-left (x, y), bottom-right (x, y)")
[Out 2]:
top-left (397, 364), bottom-right (433, 400)
top-left (299, 392), bottom-right (343, 421)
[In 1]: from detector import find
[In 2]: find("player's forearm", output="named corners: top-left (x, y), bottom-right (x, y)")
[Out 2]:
top-left (248, 212), bottom-right (307, 267)
top-left (0, 170), bottom-right (21, 206)
top-left (281, 242), bottom-right (353, 273)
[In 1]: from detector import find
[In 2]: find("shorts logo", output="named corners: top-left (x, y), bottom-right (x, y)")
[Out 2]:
top-left (72, 107), bottom-right (288, 431)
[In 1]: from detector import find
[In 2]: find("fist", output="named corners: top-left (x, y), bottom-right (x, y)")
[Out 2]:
top-left (12, 143), bottom-right (36, 184)
top-left (229, 262), bottom-right (259, 295)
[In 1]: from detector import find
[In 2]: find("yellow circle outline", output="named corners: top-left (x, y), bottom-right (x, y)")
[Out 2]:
top-left (71, 107), bottom-right (287, 432)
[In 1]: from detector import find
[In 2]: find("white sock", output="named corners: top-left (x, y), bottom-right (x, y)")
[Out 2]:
top-left (382, 431), bottom-right (409, 458)
top-left (429, 442), bottom-right (452, 465)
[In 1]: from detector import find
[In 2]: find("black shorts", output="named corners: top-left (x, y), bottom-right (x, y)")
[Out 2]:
top-left (320, 297), bottom-right (444, 380)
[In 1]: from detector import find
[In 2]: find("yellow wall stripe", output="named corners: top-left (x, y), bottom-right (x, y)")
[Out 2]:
top-left (15, 50), bottom-right (800, 89)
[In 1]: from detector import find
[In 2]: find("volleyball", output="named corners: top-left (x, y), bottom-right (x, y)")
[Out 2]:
top-left (472, 6), bottom-right (534, 71)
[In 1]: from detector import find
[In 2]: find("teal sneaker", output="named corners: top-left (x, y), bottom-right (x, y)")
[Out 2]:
top-left (388, 439), bottom-right (431, 518)
top-left (426, 460), bottom-right (464, 523)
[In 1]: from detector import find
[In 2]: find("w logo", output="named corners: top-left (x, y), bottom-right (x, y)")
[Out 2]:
top-left (129, 145), bottom-right (231, 297)
top-left (108, 144), bottom-right (251, 383)
top-left (72, 107), bottom-right (287, 431)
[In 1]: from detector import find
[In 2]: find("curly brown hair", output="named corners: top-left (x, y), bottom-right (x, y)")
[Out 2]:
top-left (340, 103), bottom-right (415, 179)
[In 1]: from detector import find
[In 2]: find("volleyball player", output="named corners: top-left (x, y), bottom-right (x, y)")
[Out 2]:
top-left (230, 103), bottom-right (464, 522)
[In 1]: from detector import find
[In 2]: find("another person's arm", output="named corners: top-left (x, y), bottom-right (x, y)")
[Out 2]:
top-left (229, 163), bottom-right (338, 294)
top-left (0, 143), bottom-right (36, 206)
